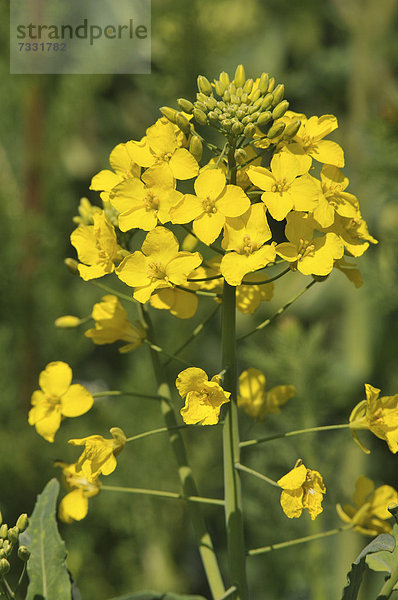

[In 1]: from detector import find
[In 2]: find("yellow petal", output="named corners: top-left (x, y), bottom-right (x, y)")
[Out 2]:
top-left (193, 211), bottom-right (225, 245)
top-left (61, 384), bottom-right (94, 417)
top-left (39, 361), bottom-right (72, 397)
top-left (277, 464), bottom-right (307, 490)
top-left (169, 148), bottom-right (199, 180)
top-left (310, 140), bottom-right (345, 167)
top-left (353, 476), bottom-right (374, 507)
top-left (141, 227), bottom-right (180, 263)
top-left (59, 489), bottom-right (89, 523)
top-left (90, 170), bottom-right (120, 192)
top-left (216, 185), bottom-right (250, 218)
top-left (194, 168), bottom-right (226, 200)
top-left (176, 367), bottom-right (208, 398)
top-left (280, 489), bottom-right (304, 519)
top-left (116, 252), bottom-right (150, 288)
top-left (170, 194), bottom-right (204, 224)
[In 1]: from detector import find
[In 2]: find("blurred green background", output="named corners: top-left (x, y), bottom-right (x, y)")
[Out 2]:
top-left (1, 0), bottom-right (398, 598)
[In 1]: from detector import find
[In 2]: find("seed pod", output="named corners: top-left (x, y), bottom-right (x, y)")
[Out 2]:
top-left (214, 80), bottom-right (225, 96)
top-left (267, 121), bottom-right (286, 139)
top-left (64, 258), bottom-right (79, 275)
top-left (7, 527), bottom-right (19, 545)
top-left (177, 98), bottom-right (194, 114)
top-left (257, 111), bottom-right (272, 129)
top-left (258, 72), bottom-right (269, 93)
top-left (0, 558), bottom-right (10, 575)
top-left (243, 123), bottom-right (256, 137)
top-left (193, 108), bottom-right (207, 126)
top-left (243, 78), bottom-right (253, 94)
top-left (272, 84), bottom-right (284, 105)
top-left (160, 106), bottom-right (177, 123)
top-left (197, 75), bottom-right (212, 96)
top-left (272, 100), bottom-right (289, 120)
top-left (234, 64), bottom-right (246, 88)
top-left (267, 77), bottom-right (275, 92)
top-left (189, 136), bottom-right (203, 162)
top-left (283, 120), bottom-right (301, 139)
top-left (219, 71), bottom-right (230, 87)
top-left (0, 525), bottom-right (8, 539)
top-left (18, 546), bottom-right (31, 562)
top-left (261, 93), bottom-right (274, 110)
top-left (176, 112), bottom-right (191, 134)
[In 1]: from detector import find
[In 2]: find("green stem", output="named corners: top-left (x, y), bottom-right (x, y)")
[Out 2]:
top-left (234, 463), bottom-right (280, 488)
top-left (241, 266), bottom-right (291, 286)
top-left (125, 423), bottom-right (222, 444)
top-left (218, 587), bottom-right (238, 600)
top-left (139, 305), bottom-right (225, 599)
top-left (237, 279), bottom-right (317, 342)
top-left (377, 559), bottom-right (398, 599)
top-left (240, 423), bottom-right (350, 449)
top-left (0, 578), bottom-right (14, 600)
top-left (93, 390), bottom-right (165, 401)
top-left (165, 304), bottom-right (220, 367)
top-left (248, 524), bottom-right (353, 556)
top-left (101, 485), bottom-right (225, 507)
top-left (143, 339), bottom-right (191, 366)
top-left (175, 284), bottom-right (220, 298)
top-left (90, 279), bottom-right (136, 304)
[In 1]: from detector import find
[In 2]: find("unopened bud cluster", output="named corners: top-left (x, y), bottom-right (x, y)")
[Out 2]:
top-left (162, 65), bottom-right (301, 141)
top-left (0, 512), bottom-right (30, 577)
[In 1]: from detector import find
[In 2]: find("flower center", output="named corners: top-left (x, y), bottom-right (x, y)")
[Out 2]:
top-left (297, 238), bottom-right (315, 260)
top-left (147, 261), bottom-right (168, 281)
top-left (241, 234), bottom-right (259, 255)
top-left (47, 394), bottom-right (61, 406)
top-left (202, 196), bottom-right (218, 214)
top-left (271, 177), bottom-right (289, 193)
top-left (300, 134), bottom-right (316, 153)
top-left (144, 191), bottom-right (159, 212)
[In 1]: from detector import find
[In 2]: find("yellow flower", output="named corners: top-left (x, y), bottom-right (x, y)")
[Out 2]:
top-left (276, 211), bottom-right (344, 276)
top-left (336, 476), bottom-right (398, 535)
top-left (334, 258), bottom-right (363, 288)
top-left (69, 427), bottom-right (126, 482)
top-left (89, 142), bottom-right (141, 204)
top-left (55, 461), bottom-right (100, 524)
top-left (247, 151), bottom-right (319, 221)
top-left (73, 197), bottom-right (102, 226)
top-left (85, 295), bottom-right (146, 352)
top-left (116, 226), bottom-right (202, 303)
top-left (127, 119), bottom-right (199, 181)
top-left (324, 214), bottom-right (378, 257)
top-left (29, 362), bottom-right (94, 443)
top-left (221, 204), bottom-right (277, 286)
top-left (311, 165), bottom-right (360, 228)
top-left (283, 114), bottom-right (345, 171)
top-left (170, 168), bottom-right (250, 245)
top-left (70, 211), bottom-right (124, 281)
top-left (236, 272), bottom-right (274, 314)
top-left (150, 287), bottom-right (198, 319)
top-left (277, 462), bottom-right (326, 520)
top-left (238, 368), bottom-right (295, 422)
top-left (110, 164), bottom-right (182, 232)
top-left (349, 384), bottom-right (398, 454)
top-left (176, 367), bottom-right (230, 425)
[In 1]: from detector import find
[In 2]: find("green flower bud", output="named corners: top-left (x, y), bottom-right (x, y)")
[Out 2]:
top-left (234, 64), bottom-right (246, 88)
top-left (7, 527), bottom-right (19, 545)
top-left (55, 315), bottom-right (81, 329)
top-left (175, 112), bottom-right (191, 134)
top-left (195, 101), bottom-right (208, 113)
top-left (205, 96), bottom-right (217, 110)
top-left (0, 540), bottom-right (3, 549)
top-left (231, 121), bottom-right (244, 135)
top-left (241, 115), bottom-right (251, 125)
top-left (0, 558), bottom-right (10, 575)
top-left (223, 90), bottom-right (231, 103)
top-left (0, 512), bottom-right (2, 527)
top-left (272, 83), bottom-right (285, 105)
top-left (249, 111), bottom-right (261, 122)
top-left (243, 123), bottom-right (256, 137)
top-left (261, 93), bottom-right (274, 110)
top-left (18, 546), bottom-right (31, 562)
top-left (247, 104), bottom-right (258, 115)
top-left (243, 78), bottom-right (253, 94)
top-left (267, 77), bottom-right (275, 92)
top-left (283, 119), bottom-right (301, 139)
top-left (221, 119), bottom-right (232, 130)
top-left (272, 100), bottom-right (289, 120)
top-left (197, 75), bottom-right (212, 96)
top-left (219, 71), bottom-right (230, 87)
top-left (0, 525), bottom-right (8, 539)
top-left (253, 96), bottom-right (264, 109)
top-left (207, 111), bottom-right (219, 123)
top-left (240, 92), bottom-right (249, 104)
top-left (236, 87), bottom-right (243, 98)
top-left (177, 98), bottom-right (194, 114)
top-left (228, 83), bottom-right (237, 96)
top-left (258, 72), bottom-right (269, 94)
top-left (251, 89), bottom-right (261, 103)
top-left (159, 106), bottom-right (177, 123)
top-left (235, 148), bottom-right (247, 163)
top-left (230, 94), bottom-right (239, 105)
top-left (236, 109), bottom-right (246, 120)
top-left (193, 108), bottom-right (207, 126)
top-left (2, 541), bottom-right (11, 557)
top-left (189, 136), bottom-right (203, 162)
top-left (267, 121), bottom-right (286, 139)
top-left (214, 80), bottom-right (225, 96)
top-left (257, 111), bottom-right (272, 128)
top-left (64, 258), bottom-right (79, 275)
top-left (197, 92), bottom-right (209, 103)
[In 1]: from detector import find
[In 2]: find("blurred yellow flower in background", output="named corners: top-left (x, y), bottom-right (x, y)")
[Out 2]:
top-left (238, 367), bottom-right (295, 421)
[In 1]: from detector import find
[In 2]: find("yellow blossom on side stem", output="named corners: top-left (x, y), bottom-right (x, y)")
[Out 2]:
top-left (29, 362), bottom-right (94, 443)
top-left (85, 295), bottom-right (146, 352)
top-left (323, 213), bottom-right (378, 257)
top-left (277, 461), bottom-right (326, 520)
top-left (336, 476), bottom-right (398, 535)
top-left (238, 368), bottom-right (295, 421)
top-left (69, 427), bottom-right (126, 482)
top-left (89, 142), bottom-right (141, 204)
top-left (176, 367), bottom-right (230, 425)
top-left (55, 461), bottom-right (101, 524)
top-left (311, 165), bottom-right (360, 228)
top-left (349, 384), bottom-right (398, 453)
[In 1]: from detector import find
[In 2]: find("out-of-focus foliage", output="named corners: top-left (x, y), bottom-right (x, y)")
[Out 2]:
top-left (1, 0), bottom-right (398, 598)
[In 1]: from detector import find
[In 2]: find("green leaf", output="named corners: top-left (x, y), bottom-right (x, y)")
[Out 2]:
top-left (342, 534), bottom-right (395, 600)
top-left (367, 524), bottom-right (398, 573)
top-left (107, 592), bottom-right (207, 600)
top-left (19, 478), bottom-right (71, 600)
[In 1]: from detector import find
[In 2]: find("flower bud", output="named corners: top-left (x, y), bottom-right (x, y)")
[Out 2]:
top-left (177, 98), bottom-right (194, 114)
top-left (272, 84), bottom-right (285, 106)
top-left (247, 104), bottom-right (258, 115)
top-left (64, 258), bottom-right (79, 275)
top-left (18, 546), bottom-right (31, 562)
top-left (189, 136), bottom-right (203, 162)
top-left (214, 80), bottom-right (225, 96)
top-left (193, 108), bottom-right (207, 126)
top-left (258, 72), bottom-right (269, 93)
top-left (55, 316), bottom-right (81, 329)
top-left (261, 93), bottom-right (274, 110)
top-left (249, 111), bottom-right (261, 123)
top-left (234, 64), bottom-right (246, 88)
top-left (2, 541), bottom-right (11, 557)
top-left (231, 121), bottom-right (244, 135)
top-left (267, 77), bottom-right (275, 92)
top-left (235, 148), bottom-right (247, 163)
top-left (0, 512), bottom-right (2, 527)
top-left (221, 119), bottom-right (232, 130)
top-left (257, 111), bottom-right (272, 128)
top-left (243, 78), bottom-right (253, 94)
top-left (159, 106), bottom-right (177, 123)
top-left (241, 115), bottom-right (251, 125)
top-left (181, 233), bottom-right (198, 252)
top-left (230, 94), bottom-right (239, 105)
top-left (240, 92), bottom-right (249, 104)
top-left (197, 75), bottom-right (212, 96)
top-left (267, 121), bottom-right (286, 139)
top-left (175, 112), bottom-right (191, 134)
top-left (207, 111), bottom-right (218, 124)
top-left (223, 90), bottom-right (231, 103)
top-left (283, 120), bottom-right (301, 139)
top-left (0, 525), bottom-right (8, 539)
top-left (195, 101), bottom-right (208, 113)
top-left (7, 527), bottom-right (19, 545)
top-left (228, 83), bottom-right (237, 96)
top-left (243, 123), bottom-right (256, 137)
top-left (0, 558), bottom-right (10, 575)
top-left (272, 100), bottom-right (289, 120)
top-left (219, 71), bottom-right (230, 87)
top-left (205, 96), bottom-right (217, 110)
top-left (16, 514), bottom-right (28, 534)
top-left (251, 89), bottom-right (261, 103)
